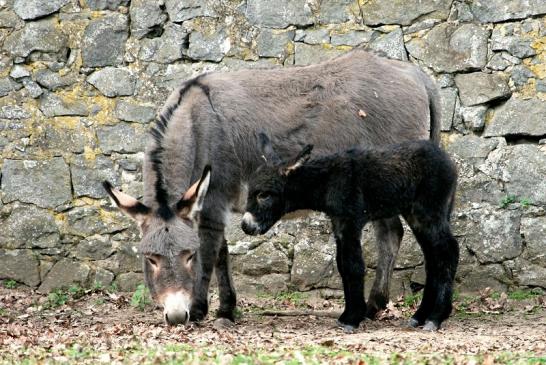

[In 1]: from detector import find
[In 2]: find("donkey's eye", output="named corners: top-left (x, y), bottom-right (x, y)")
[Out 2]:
top-left (187, 253), bottom-right (195, 264)
top-left (257, 192), bottom-right (272, 204)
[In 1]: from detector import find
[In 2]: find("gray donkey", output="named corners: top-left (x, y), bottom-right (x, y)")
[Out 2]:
top-left (103, 49), bottom-right (441, 327)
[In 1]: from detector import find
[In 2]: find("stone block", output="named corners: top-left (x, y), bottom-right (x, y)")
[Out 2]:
top-left (1, 158), bottom-right (71, 208)
top-left (38, 259), bottom-right (90, 293)
top-left (82, 14), bottom-right (128, 67)
top-left (484, 98), bottom-right (546, 138)
top-left (406, 23), bottom-right (489, 72)
top-left (13, 0), bottom-right (70, 20)
top-left (87, 67), bottom-right (136, 97)
top-left (455, 72), bottom-right (511, 106)
top-left (0, 249), bottom-right (40, 287)
top-left (361, 0), bottom-right (453, 26)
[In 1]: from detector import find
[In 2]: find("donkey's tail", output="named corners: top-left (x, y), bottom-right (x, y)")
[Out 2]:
top-left (421, 73), bottom-right (442, 145)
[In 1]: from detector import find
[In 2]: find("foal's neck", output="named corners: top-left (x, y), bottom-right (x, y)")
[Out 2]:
top-left (285, 156), bottom-right (348, 214)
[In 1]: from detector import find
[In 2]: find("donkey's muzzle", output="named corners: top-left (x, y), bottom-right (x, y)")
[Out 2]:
top-left (163, 291), bottom-right (191, 326)
top-left (165, 310), bottom-right (189, 326)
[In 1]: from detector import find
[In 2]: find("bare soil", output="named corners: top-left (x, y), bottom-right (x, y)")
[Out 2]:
top-left (0, 286), bottom-right (545, 364)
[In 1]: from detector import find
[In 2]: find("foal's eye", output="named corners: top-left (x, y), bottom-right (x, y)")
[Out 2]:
top-left (147, 256), bottom-right (158, 268)
top-left (186, 253), bottom-right (195, 264)
top-left (257, 192), bottom-right (272, 204)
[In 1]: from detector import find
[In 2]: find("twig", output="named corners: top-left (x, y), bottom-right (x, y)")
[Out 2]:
top-left (257, 310), bottom-right (341, 318)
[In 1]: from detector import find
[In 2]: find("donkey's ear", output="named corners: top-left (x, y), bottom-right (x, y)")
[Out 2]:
top-left (281, 144), bottom-right (313, 176)
top-left (102, 181), bottom-right (151, 225)
top-left (176, 165), bottom-right (211, 223)
top-left (258, 132), bottom-right (282, 166)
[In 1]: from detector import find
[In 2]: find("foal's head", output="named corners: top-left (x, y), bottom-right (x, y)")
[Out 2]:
top-left (242, 133), bottom-right (313, 235)
top-left (103, 166), bottom-right (211, 326)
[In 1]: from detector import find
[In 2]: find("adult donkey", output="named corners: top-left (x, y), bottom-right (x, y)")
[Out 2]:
top-left (103, 49), bottom-right (441, 327)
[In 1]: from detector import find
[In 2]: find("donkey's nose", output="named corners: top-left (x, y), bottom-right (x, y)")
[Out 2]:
top-left (163, 291), bottom-right (191, 326)
top-left (164, 310), bottom-right (189, 326)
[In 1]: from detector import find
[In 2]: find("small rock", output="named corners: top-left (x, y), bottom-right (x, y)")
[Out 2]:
top-left (330, 30), bottom-right (375, 47)
top-left (438, 88), bottom-right (457, 131)
top-left (114, 100), bottom-right (156, 123)
top-left (295, 29), bottom-right (329, 45)
top-left (13, 0), bottom-right (70, 20)
top-left (129, 0), bottom-right (167, 39)
top-left (86, 0), bottom-right (129, 10)
top-left (318, 0), bottom-right (353, 23)
top-left (470, 0), bottom-right (546, 23)
top-left (165, 0), bottom-right (215, 22)
top-left (455, 72), bottom-right (511, 106)
top-left (246, 0), bottom-right (313, 28)
top-left (87, 67), bottom-right (136, 97)
top-left (361, 0), bottom-right (452, 26)
top-left (0, 105), bottom-right (31, 119)
top-left (294, 43), bottom-right (344, 66)
top-left (70, 154), bottom-right (119, 199)
top-left (97, 123), bottom-right (145, 154)
top-left (460, 105), bottom-right (488, 132)
top-left (256, 29), bottom-right (294, 58)
top-left (82, 14), bottom-right (129, 67)
top-left (510, 65), bottom-right (534, 87)
top-left (34, 69), bottom-right (78, 91)
top-left (138, 23), bottom-right (188, 64)
top-left (9, 65), bottom-right (30, 79)
top-left (368, 27), bottom-right (407, 61)
top-left (40, 92), bottom-right (90, 117)
top-left (3, 18), bottom-right (67, 58)
top-left (186, 28), bottom-right (230, 62)
top-left (22, 79), bottom-right (43, 98)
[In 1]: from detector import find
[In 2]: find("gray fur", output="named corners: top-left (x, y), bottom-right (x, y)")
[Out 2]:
top-left (136, 49), bottom-right (442, 324)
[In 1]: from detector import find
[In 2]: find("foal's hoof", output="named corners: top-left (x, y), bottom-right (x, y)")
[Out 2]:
top-left (408, 317), bottom-right (422, 328)
top-left (423, 320), bottom-right (440, 332)
top-left (336, 320), bottom-right (358, 334)
top-left (213, 317), bottom-right (235, 330)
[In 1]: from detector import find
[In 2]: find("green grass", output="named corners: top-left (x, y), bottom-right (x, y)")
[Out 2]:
top-left (46, 289), bottom-right (69, 308)
top-left (4, 279), bottom-right (17, 289)
top-left (508, 288), bottom-right (544, 301)
top-left (1, 343), bottom-right (545, 365)
top-left (500, 194), bottom-right (517, 208)
top-left (131, 284), bottom-right (152, 310)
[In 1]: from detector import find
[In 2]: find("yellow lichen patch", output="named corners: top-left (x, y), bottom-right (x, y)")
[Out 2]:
top-left (440, 132), bottom-right (457, 148)
top-left (52, 116), bottom-right (80, 129)
top-left (53, 212), bottom-right (67, 226)
top-left (514, 79), bottom-right (539, 100)
top-left (74, 197), bottom-right (102, 207)
top-left (98, 208), bottom-right (123, 225)
top-left (83, 146), bottom-right (98, 161)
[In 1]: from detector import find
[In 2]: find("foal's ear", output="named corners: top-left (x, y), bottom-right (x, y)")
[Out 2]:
top-left (258, 132), bottom-right (282, 166)
top-left (102, 181), bottom-right (151, 225)
top-left (176, 165), bottom-right (211, 223)
top-left (281, 144), bottom-right (313, 176)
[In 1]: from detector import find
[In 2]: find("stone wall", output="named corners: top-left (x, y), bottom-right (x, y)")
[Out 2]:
top-left (0, 0), bottom-right (545, 297)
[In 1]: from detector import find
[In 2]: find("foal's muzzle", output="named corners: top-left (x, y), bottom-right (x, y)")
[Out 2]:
top-left (241, 212), bottom-right (262, 235)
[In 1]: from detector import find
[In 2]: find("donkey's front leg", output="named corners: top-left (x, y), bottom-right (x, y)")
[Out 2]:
top-left (331, 217), bottom-right (366, 331)
top-left (214, 237), bottom-right (237, 321)
top-left (367, 217), bottom-right (403, 319)
top-left (190, 217), bottom-right (225, 322)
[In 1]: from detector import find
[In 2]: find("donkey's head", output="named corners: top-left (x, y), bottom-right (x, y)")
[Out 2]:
top-left (242, 133), bottom-right (313, 235)
top-left (103, 166), bottom-right (210, 326)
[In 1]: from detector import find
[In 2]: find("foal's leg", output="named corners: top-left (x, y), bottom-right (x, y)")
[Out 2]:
top-left (215, 237), bottom-right (237, 321)
top-left (331, 217), bottom-right (367, 331)
top-left (407, 217), bottom-right (459, 331)
top-left (367, 217), bottom-right (403, 319)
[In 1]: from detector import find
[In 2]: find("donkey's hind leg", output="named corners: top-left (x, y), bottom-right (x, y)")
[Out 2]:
top-left (367, 217), bottom-right (403, 319)
top-left (407, 217), bottom-right (459, 331)
top-left (215, 237), bottom-right (237, 322)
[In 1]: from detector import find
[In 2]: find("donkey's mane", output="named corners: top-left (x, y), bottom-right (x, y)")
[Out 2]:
top-left (148, 75), bottom-right (210, 220)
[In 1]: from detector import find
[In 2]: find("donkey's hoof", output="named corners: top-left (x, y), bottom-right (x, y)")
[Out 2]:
top-left (336, 320), bottom-right (358, 333)
top-left (213, 317), bottom-right (235, 330)
top-left (423, 320), bottom-right (440, 332)
top-left (408, 317), bottom-right (421, 328)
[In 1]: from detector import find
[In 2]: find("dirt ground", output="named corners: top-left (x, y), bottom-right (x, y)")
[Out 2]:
top-left (0, 286), bottom-right (545, 364)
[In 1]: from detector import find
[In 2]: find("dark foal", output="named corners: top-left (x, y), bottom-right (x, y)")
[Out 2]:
top-left (242, 134), bottom-right (459, 331)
